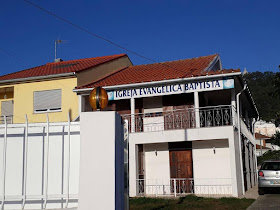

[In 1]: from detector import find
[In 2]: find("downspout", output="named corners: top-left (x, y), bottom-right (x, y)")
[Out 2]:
top-left (252, 115), bottom-right (260, 186)
top-left (237, 84), bottom-right (247, 195)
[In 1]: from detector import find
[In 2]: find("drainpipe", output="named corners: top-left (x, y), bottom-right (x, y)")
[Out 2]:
top-left (252, 115), bottom-right (260, 186)
top-left (237, 84), bottom-right (247, 195)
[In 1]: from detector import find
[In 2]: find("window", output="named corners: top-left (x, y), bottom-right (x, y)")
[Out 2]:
top-left (34, 89), bottom-right (62, 113)
top-left (261, 162), bottom-right (280, 170)
top-left (1, 100), bottom-right (13, 123)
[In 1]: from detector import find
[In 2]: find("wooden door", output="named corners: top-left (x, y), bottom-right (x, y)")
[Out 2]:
top-left (163, 105), bottom-right (195, 130)
top-left (170, 150), bottom-right (193, 179)
top-left (169, 149), bottom-right (193, 193)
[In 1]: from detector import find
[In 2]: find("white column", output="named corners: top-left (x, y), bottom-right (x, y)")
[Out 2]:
top-left (231, 88), bottom-right (236, 126)
top-left (131, 98), bottom-right (135, 133)
top-left (78, 95), bottom-right (83, 114)
top-left (228, 133), bottom-right (240, 197)
top-left (129, 143), bottom-right (138, 197)
top-left (79, 112), bottom-right (125, 210)
top-left (194, 92), bottom-right (200, 128)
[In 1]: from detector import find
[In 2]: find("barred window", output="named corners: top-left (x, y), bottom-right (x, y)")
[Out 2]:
top-left (34, 89), bottom-right (62, 113)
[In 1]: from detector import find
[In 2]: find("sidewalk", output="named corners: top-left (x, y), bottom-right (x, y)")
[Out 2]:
top-left (239, 185), bottom-right (259, 200)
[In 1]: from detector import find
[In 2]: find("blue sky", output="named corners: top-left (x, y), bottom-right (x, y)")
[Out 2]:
top-left (1, 0), bottom-right (280, 76)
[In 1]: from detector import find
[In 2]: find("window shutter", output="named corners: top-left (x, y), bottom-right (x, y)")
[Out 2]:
top-left (1, 101), bottom-right (14, 123)
top-left (1, 100), bottom-right (13, 116)
top-left (34, 89), bottom-right (62, 112)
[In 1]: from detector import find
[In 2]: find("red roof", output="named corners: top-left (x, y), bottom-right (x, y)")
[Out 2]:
top-left (76, 54), bottom-right (240, 89)
top-left (0, 54), bottom-right (126, 82)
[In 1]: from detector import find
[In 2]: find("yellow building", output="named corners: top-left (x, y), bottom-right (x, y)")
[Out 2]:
top-left (0, 54), bottom-right (132, 123)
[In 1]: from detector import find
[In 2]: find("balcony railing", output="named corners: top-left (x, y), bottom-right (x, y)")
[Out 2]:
top-left (122, 105), bottom-right (233, 133)
top-left (136, 178), bottom-right (232, 197)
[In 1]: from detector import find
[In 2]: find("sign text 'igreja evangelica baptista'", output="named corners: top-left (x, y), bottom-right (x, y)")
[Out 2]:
top-left (108, 78), bottom-right (234, 100)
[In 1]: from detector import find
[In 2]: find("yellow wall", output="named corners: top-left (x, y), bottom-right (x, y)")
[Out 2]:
top-left (0, 77), bottom-right (79, 123)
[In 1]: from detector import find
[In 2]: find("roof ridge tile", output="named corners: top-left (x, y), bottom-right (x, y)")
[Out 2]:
top-left (45, 53), bottom-right (126, 65)
top-left (131, 54), bottom-right (218, 68)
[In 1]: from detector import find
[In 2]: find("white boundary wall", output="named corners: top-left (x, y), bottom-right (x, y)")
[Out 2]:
top-left (0, 120), bottom-right (80, 209)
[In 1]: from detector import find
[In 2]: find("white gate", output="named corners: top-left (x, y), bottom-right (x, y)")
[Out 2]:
top-left (0, 115), bottom-right (80, 209)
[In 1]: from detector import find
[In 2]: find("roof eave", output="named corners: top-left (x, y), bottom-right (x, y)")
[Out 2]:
top-left (237, 75), bottom-right (259, 118)
top-left (74, 54), bottom-right (127, 73)
top-left (0, 72), bottom-right (75, 85)
top-left (204, 54), bottom-right (221, 71)
top-left (73, 71), bottom-right (242, 94)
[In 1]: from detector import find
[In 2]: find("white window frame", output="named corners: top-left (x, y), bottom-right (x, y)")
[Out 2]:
top-left (33, 89), bottom-right (62, 113)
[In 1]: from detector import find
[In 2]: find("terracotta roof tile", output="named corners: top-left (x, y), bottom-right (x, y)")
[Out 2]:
top-left (76, 54), bottom-right (240, 89)
top-left (0, 54), bottom-right (126, 81)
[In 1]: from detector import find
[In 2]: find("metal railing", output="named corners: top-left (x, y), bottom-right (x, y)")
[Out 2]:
top-left (122, 105), bottom-right (233, 133)
top-left (199, 106), bottom-right (233, 127)
top-left (136, 178), bottom-right (233, 197)
top-left (0, 115), bottom-right (13, 124)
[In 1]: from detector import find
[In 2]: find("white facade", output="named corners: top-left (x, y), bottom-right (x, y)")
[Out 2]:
top-left (109, 74), bottom-right (259, 198)
top-left (77, 70), bottom-right (258, 198)
top-left (128, 121), bottom-right (256, 197)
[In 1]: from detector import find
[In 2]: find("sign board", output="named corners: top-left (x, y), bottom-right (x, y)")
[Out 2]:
top-left (108, 78), bottom-right (234, 101)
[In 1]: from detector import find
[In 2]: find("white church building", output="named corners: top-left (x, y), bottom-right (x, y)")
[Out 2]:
top-left (75, 54), bottom-right (259, 197)
top-left (0, 54), bottom-right (261, 209)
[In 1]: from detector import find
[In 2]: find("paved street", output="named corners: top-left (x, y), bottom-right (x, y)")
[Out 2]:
top-left (247, 194), bottom-right (280, 210)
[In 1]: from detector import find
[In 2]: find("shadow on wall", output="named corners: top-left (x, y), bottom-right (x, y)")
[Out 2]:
top-left (192, 139), bottom-right (229, 150)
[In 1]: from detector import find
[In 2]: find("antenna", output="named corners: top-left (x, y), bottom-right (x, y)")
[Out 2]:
top-left (54, 40), bottom-right (67, 60)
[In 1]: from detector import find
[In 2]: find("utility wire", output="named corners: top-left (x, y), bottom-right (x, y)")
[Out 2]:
top-left (23, 0), bottom-right (183, 72)
top-left (24, 0), bottom-right (157, 63)
top-left (0, 47), bottom-right (30, 68)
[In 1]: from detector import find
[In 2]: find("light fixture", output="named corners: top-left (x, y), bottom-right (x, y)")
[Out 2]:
top-left (155, 149), bottom-right (157, 156)
top-left (213, 147), bottom-right (216, 154)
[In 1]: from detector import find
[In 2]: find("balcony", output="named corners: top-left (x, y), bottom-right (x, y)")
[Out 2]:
top-left (122, 105), bottom-right (234, 133)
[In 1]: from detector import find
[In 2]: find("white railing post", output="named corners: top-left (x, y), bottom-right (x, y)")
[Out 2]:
top-left (22, 115), bottom-right (29, 209)
top-left (43, 114), bottom-right (50, 209)
top-left (194, 92), bottom-right (200, 128)
top-left (0, 116), bottom-right (7, 210)
top-left (65, 113), bottom-right (71, 208)
top-left (130, 98), bottom-right (135, 133)
top-left (230, 88), bottom-right (236, 126)
top-left (155, 180), bottom-right (158, 197)
top-left (173, 179), bottom-right (177, 197)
